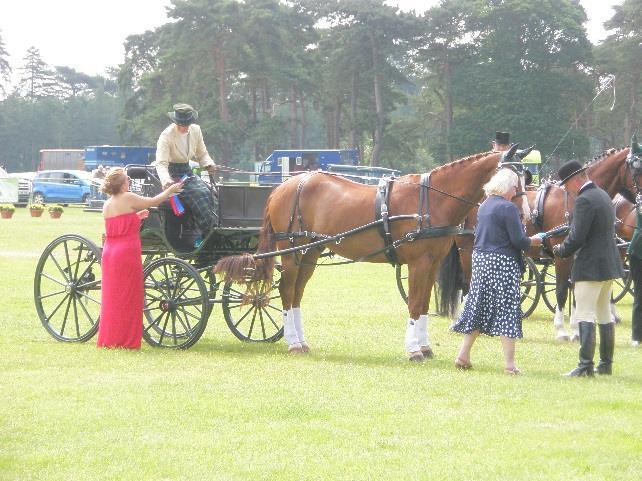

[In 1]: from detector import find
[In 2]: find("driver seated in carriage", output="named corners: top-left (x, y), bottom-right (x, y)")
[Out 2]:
top-left (152, 103), bottom-right (218, 248)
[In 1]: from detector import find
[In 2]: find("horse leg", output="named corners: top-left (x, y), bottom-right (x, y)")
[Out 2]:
top-left (553, 259), bottom-right (571, 341)
top-left (406, 257), bottom-right (437, 362)
top-left (279, 253), bottom-right (304, 353)
top-left (290, 249), bottom-right (323, 353)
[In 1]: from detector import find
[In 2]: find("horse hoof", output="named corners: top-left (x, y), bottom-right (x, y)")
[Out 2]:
top-left (555, 334), bottom-right (570, 342)
top-left (408, 351), bottom-right (425, 363)
top-left (300, 342), bottom-right (310, 353)
top-left (288, 343), bottom-right (305, 354)
top-left (570, 334), bottom-right (580, 343)
top-left (421, 347), bottom-right (434, 359)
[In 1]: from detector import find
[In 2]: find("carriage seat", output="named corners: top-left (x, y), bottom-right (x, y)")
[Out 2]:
top-left (126, 164), bottom-right (200, 252)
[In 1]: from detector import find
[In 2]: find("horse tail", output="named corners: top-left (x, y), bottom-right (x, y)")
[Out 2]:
top-left (435, 242), bottom-right (464, 318)
top-left (213, 203), bottom-right (276, 290)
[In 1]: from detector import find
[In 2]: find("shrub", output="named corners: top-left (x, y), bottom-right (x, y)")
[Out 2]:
top-left (0, 204), bottom-right (16, 213)
top-left (48, 205), bottom-right (64, 213)
top-left (30, 204), bottom-right (45, 211)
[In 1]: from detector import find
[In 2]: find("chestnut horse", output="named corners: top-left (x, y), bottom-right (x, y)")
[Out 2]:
top-left (215, 147), bottom-right (530, 361)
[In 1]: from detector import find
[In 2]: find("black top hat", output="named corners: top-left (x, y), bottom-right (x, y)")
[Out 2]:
top-left (168, 103), bottom-right (198, 125)
top-left (495, 132), bottom-right (510, 145)
top-left (557, 159), bottom-right (587, 185)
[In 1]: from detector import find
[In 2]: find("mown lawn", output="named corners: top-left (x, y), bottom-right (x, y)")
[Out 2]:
top-left (0, 207), bottom-right (640, 481)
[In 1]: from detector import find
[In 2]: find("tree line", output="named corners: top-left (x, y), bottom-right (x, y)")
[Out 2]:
top-left (0, 0), bottom-right (640, 176)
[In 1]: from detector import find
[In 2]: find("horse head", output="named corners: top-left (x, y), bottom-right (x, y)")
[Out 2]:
top-left (625, 135), bottom-right (642, 203)
top-left (586, 145), bottom-right (632, 201)
top-left (498, 143), bottom-right (533, 221)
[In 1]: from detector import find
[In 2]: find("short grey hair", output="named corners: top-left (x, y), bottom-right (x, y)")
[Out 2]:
top-left (484, 168), bottom-right (519, 196)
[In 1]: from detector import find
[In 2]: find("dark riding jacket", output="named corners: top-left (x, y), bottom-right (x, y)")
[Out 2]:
top-left (556, 182), bottom-right (624, 282)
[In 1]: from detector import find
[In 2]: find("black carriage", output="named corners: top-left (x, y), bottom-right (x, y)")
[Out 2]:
top-left (34, 165), bottom-right (284, 349)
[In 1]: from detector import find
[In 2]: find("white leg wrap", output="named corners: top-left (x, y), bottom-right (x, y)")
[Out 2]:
top-left (283, 309), bottom-right (301, 346)
top-left (405, 318), bottom-right (420, 353)
top-left (553, 308), bottom-right (565, 329)
top-left (292, 307), bottom-right (305, 344)
top-left (417, 315), bottom-right (429, 348)
top-left (554, 308), bottom-right (569, 340)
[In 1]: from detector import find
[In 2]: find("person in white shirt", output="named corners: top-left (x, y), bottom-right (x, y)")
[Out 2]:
top-left (154, 103), bottom-right (218, 240)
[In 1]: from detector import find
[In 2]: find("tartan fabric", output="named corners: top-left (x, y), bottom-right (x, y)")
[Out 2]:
top-left (168, 163), bottom-right (217, 233)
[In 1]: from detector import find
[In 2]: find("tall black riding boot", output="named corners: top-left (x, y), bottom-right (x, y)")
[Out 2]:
top-left (595, 322), bottom-right (615, 375)
top-left (565, 321), bottom-right (595, 377)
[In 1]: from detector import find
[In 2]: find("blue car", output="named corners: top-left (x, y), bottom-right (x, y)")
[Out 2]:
top-left (31, 170), bottom-right (94, 205)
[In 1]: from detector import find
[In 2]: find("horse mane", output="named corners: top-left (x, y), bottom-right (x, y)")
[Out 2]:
top-left (584, 146), bottom-right (628, 168)
top-left (431, 151), bottom-right (494, 175)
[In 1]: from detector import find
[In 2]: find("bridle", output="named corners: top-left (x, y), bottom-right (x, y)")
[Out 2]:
top-left (625, 149), bottom-right (642, 207)
top-left (498, 161), bottom-right (530, 198)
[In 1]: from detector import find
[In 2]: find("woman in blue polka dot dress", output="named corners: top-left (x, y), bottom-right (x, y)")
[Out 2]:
top-left (451, 168), bottom-right (543, 374)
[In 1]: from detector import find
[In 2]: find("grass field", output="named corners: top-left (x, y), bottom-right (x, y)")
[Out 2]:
top-left (1, 207), bottom-right (641, 481)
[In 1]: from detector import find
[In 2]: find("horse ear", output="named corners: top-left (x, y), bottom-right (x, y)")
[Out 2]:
top-left (501, 143), bottom-right (519, 162)
top-left (516, 145), bottom-right (535, 161)
top-left (631, 135), bottom-right (641, 154)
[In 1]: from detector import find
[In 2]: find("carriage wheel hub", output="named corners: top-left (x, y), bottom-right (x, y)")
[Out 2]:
top-left (65, 283), bottom-right (75, 294)
top-left (252, 294), bottom-right (269, 308)
top-left (160, 300), bottom-right (175, 312)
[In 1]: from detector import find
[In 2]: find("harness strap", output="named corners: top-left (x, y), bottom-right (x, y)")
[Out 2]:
top-left (273, 231), bottom-right (332, 242)
top-left (374, 177), bottom-right (400, 266)
top-left (287, 172), bottom-right (315, 244)
top-left (532, 181), bottom-right (550, 230)
top-left (417, 173), bottom-right (431, 230)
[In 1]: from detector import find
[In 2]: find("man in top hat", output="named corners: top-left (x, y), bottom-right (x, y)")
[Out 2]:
top-left (552, 160), bottom-right (624, 376)
top-left (154, 103), bottom-right (217, 240)
top-left (492, 132), bottom-right (511, 152)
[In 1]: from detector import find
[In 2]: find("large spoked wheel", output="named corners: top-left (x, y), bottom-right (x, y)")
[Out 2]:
top-left (222, 268), bottom-right (283, 342)
top-left (142, 258), bottom-right (210, 349)
top-left (520, 257), bottom-right (541, 318)
top-left (612, 257), bottom-right (632, 303)
top-left (34, 234), bottom-right (102, 342)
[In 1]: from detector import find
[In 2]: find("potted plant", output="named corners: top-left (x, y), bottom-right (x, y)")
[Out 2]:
top-left (48, 205), bottom-right (64, 219)
top-left (0, 204), bottom-right (15, 219)
top-left (29, 203), bottom-right (45, 217)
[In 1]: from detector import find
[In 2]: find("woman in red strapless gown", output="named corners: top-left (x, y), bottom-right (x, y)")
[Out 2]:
top-left (98, 212), bottom-right (144, 348)
top-left (97, 168), bottom-right (184, 349)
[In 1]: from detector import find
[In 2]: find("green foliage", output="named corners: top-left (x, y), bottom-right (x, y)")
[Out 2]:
top-left (47, 205), bottom-right (64, 213)
top-left (0, 30), bottom-right (11, 96)
top-left (593, 0), bottom-right (642, 147)
top-left (29, 203), bottom-right (45, 211)
top-left (0, 0), bottom-right (640, 174)
top-left (0, 203), bottom-right (15, 212)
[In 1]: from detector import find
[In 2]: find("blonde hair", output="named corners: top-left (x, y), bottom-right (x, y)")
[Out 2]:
top-left (100, 168), bottom-right (128, 196)
top-left (483, 168), bottom-right (518, 196)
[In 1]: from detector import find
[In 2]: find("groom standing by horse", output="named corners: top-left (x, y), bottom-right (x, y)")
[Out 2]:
top-left (552, 160), bottom-right (624, 376)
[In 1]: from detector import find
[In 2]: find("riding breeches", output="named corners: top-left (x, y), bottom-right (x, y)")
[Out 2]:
top-left (573, 280), bottom-right (613, 324)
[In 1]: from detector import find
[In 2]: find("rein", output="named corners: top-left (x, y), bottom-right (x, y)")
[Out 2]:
top-left (268, 170), bottom-right (475, 266)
